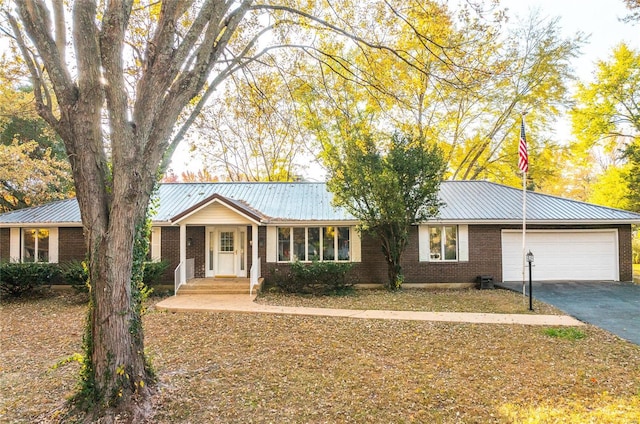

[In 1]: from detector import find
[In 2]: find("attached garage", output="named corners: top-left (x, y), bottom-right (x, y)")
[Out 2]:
top-left (501, 230), bottom-right (619, 282)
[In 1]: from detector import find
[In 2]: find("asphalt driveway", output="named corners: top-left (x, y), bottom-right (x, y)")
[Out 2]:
top-left (497, 281), bottom-right (640, 346)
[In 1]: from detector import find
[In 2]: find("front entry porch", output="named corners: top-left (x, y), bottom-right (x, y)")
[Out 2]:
top-left (170, 193), bottom-right (264, 295)
top-left (176, 277), bottom-right (262, 295)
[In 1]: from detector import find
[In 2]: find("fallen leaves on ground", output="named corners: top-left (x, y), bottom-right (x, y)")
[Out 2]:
top-left (1, 289), bottom-right (639, 423)
top-left (257, 287), bottom-right (564, 315)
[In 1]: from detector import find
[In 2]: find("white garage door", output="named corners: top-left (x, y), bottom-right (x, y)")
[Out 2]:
top-left (501, 230), bottom-right (618, 281)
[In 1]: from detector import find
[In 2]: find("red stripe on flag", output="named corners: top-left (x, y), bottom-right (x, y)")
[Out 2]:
top-left (518, 118), bottom-right (528, 173)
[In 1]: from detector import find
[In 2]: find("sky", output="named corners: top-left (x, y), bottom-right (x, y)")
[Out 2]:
top-left (169, 0), bottom-right (639, 179)
top-left (496, 0), bottom-right (638, 152)
top-left (501, 0), bottom-right (638, 82)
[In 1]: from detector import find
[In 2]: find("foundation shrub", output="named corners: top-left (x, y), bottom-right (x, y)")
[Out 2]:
top-left (268, 261), bottom-right (354, 295)
top-left (0, 262), bottom-right (59, 297)
top-left (60, 260), bottom-right (89, 292)
top-left (142, 260), bottom-right (170, 286)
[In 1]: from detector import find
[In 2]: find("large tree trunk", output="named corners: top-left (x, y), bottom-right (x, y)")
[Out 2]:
top-left (65, 109), bottom-right (155, 419)
top-left (377, 223), bottom-right (408, 291)
top-left (86, 198), bottom-right (153, 419)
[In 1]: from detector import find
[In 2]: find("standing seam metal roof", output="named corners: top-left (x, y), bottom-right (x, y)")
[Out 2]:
top-left (1, 181), bottom-right (640, 225)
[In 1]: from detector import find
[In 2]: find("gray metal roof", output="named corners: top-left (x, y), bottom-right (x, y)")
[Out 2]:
top-left (0, 198), bottom-right (81, 225)
top-left (155, 182), bottom-right (355, 222)
top-left (1, 180), bottom-right (640, 226)
top-left (437, 181), bottom-right (640, 222)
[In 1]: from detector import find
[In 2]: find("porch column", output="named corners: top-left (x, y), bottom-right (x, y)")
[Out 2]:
top-left (180, 223), bottom-right (187, 284)
top-left (252, 223), bottom-right (259, 280)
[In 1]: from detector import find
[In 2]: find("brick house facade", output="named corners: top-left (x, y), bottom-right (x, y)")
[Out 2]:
top-left (1, 182), bottom-right (638, 286)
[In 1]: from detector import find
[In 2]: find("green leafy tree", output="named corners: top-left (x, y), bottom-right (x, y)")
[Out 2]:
top-left (571, 43), bottom-right (640, 210)
top-left (0, 139), bottom-right (73, 212)
top-left (324, 131), bottom-right (446, 290)
top-left (628, 145), bottom-right (640, 211)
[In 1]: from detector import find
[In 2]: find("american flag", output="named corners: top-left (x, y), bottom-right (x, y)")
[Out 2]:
top-left (518, 118), bottom-right (528, 173)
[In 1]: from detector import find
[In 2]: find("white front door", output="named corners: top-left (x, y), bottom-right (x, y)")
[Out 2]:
top-left (216, 229), bottom-right (236, 276)
top-left (206, 227), bottom-right (248, 277)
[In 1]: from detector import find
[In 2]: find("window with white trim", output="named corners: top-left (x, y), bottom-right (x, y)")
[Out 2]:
top-left (277, 226), bottom-right (351, 262)
top-left (429, 225), bottom-right (457, 261)
top-left (22, 228), bottom-right (50, 263)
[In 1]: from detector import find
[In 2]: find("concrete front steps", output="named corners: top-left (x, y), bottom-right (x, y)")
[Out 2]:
top-left (176, 277), bottom-right (260, 295)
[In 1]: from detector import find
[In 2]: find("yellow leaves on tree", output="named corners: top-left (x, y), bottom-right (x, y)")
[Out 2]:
top-left (0, 139), bottom-right (73, 212)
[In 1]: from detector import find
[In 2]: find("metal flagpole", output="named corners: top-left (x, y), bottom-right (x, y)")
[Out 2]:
top-left (519, 113), bottom-right (529, 297)
top-left (522, 167), bottom-right (527, 297)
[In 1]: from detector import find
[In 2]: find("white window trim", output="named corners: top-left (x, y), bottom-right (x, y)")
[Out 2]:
top-left (18, 227), bottom-right (58, 263)
top-left (273, 226), bottom-right (354, 263)
top-left (419, 224), bottom-right (468, 263)
top-left (151, 227), bottom-right (162, 262)
top-left (49, 228), bottom-right (59, 263)
top-left (10, 228), bottom-right (20, 262)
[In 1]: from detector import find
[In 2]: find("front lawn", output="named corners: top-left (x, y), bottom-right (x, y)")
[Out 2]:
top-left (1, 291), bottom-right (639, 423)
top-left (257, 287), bottom-right (564, 315)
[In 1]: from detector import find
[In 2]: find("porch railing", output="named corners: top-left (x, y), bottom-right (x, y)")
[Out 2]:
top-left (250, 257), bottom-right (261, 295)
top-left (174, 258), bottom-right (195, 295)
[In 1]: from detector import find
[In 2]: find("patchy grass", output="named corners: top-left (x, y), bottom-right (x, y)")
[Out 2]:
top-left (542, 327), bottom-right (587, 341)
top-left (257, 287), bottom-right (565, 315)
top-left (1, 290), bottom-right (640, 423)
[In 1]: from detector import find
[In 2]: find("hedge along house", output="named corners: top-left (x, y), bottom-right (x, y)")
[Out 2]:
top-left (1, 181), bottom-right (639, 293)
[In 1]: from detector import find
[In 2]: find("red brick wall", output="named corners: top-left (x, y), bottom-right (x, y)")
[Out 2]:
top-left (619, 225), bottom-right (633, 282)
top-left (4, 222), bottom-right (631, 283)
top-left (351, 225), bottom-right (503, 284)
top-left (58, 227), bottom-right (87, 262)
top-left (257, 226), bottom-right (267, 273)
top-left (0, 227), bottom-right (88, 263)
top-left (0, 228), bottom-right (9, 262)
top-left (160, 227), bottom-right (179, 284)
top-left (259, 225), bottom-right (503, 284)
top-left (247, 226), bottom-right (254, 272)
top-left (259, 223), bottom-right (636, 284)
top-left (188, 227), bottom-right (206, 278)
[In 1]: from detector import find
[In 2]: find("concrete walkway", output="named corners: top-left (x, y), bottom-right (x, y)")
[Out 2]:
top-left (154, 294), bottom-right (584, 326)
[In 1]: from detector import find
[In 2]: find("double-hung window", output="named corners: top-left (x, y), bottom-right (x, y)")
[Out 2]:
top-left (23, 228), bottom-right (50, 263)
top-left (429, 225), bottom-right (458, 261)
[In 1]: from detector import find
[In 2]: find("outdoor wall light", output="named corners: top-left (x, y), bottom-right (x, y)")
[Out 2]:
top-left (187, 237), bottom-right (193, 247)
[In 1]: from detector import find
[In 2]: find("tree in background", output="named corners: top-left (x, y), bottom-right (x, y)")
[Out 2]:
top-left (0, 85), bottom-right (73, 211)
top-left (180, 168), bottom-right (220, 182)
top-left (294, 6), bottom-right (583, 193)
top-left (191, 56), bottom-right (308, 181)
top-left (622, 0), bottom-right (640, 22)
top-left (571, 43), bottom-right (640, 210)
top-left (324, 131), bottom-right (446, 290)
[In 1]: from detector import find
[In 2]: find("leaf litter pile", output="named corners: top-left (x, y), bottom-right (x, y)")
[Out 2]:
top-left (1, 290), bottom-right (639, 423)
